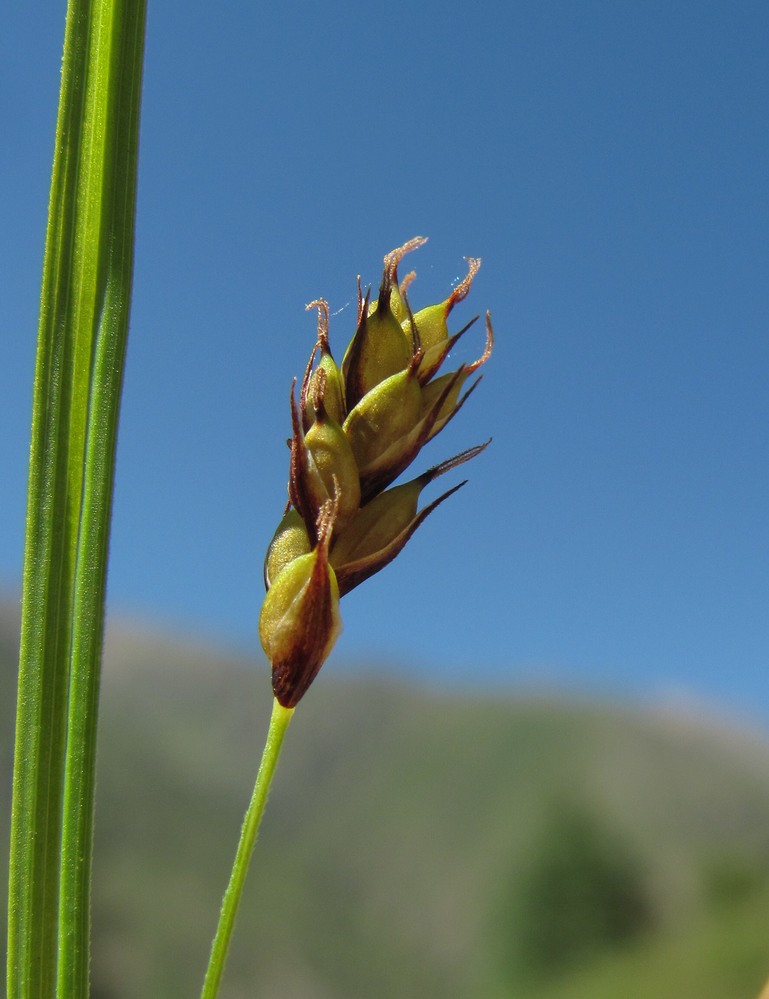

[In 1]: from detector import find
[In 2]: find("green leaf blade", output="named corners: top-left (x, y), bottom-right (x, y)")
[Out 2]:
top-left (7, 1), bottom-right (147, 996)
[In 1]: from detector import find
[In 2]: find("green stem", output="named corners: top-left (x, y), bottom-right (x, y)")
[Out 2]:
top-left (57, 2), bottom-right (147, 990)
top-left (201, 698), bottom-right (295, 999)
top-left (7, 0), bottom-right (146, 996)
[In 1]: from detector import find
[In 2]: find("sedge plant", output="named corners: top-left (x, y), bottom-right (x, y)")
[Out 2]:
top-left (201, 237), bottom-right (494, 997)
top-left (7, 4), bottom-right (497, 995)
top-left (9, 8), bottom-right (769, 994)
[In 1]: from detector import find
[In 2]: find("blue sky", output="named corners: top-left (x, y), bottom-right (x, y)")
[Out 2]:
top-left (2, 2), bottom-right (768, 720)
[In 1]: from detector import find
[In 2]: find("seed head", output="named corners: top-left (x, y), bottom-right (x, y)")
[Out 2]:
top-left (259, 239), bottom-right (494, 706)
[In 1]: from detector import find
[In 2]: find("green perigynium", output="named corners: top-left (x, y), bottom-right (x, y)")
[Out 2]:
top-left (260, 238), bottom-right (494, 707)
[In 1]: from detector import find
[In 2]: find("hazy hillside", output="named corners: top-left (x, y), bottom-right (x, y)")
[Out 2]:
top-left (2, 604), bottom-right (769, 998)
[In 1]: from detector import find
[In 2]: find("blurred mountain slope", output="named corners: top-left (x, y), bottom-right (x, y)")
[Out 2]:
top-left (1, 603), bottom-right (768, 997)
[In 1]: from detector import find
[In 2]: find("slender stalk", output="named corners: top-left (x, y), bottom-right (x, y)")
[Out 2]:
top-left (201, 699), bottom-right (295, 999)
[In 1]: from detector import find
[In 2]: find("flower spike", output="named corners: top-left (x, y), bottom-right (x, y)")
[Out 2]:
top-left (259, 239), bottom-right (494, 705)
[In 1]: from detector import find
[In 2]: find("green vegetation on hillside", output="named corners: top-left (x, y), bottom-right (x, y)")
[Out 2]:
top-left (495, 800), bottom-right (654, 982)
top-left (2, 607), bottom-right (769, 997)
